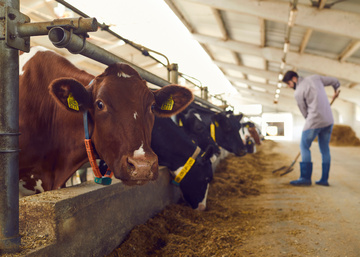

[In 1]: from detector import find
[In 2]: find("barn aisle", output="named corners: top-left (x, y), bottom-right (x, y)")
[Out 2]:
top-left (237, 141), bottom-right (360, 256)
top-left (108, 140), bottom-right (360, 257)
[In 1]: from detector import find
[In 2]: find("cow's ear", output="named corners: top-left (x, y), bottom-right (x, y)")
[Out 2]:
top-left (212, 113), bottom-right (221, 123)
top-left (234, 113), bottom-right (243, 122)
top-left (49, 78), bottom-right (91, 112)
top-left (153, 85), bottom-right (193, 117)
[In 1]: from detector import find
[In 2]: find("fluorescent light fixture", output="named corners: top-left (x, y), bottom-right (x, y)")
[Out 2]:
top-left (283, 42), bottom-right (290, 53)
top-left (277, 83), bottom-right (282, 88)
top-left (278, 73), bottom-right (283, 81)
top-left (275, 94), bottom-right (279, 99)
top-left (280, 61), bottom-right (286, 69)
top-left (288, 8), bottom-right (297, 27)
top-left (276, 89), bottom-right (281, 94)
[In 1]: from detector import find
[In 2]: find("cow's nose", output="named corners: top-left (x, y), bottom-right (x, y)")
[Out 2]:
top-left (127, 156), bottom-right (158, 180)
top-left (236, 149), bottom-right (247, 157)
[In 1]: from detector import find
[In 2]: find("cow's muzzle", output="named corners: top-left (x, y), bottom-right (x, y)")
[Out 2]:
top-left (126, 155), bottom-right (158, 180)
top-left (116, 154), bottom-right (158, 185)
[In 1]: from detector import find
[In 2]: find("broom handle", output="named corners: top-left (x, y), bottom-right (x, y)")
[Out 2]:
top-left (330, 89), bottom-right (340, 106)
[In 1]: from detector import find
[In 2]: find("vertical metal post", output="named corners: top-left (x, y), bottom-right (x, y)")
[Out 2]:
top-left (202, 87), bottom-right (208, 101)
top-left (0, 0), bottom-right (21, 253)
top-left (169, 63), bottom-right (179, 123)
top-left (169, 63), bottom-right (178, 84)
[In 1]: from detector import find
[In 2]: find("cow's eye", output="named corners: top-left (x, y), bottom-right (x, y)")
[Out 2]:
top-left (150, 103), bottom-right (156, 113)
top-left (96, 100), bottom-right (104, 110)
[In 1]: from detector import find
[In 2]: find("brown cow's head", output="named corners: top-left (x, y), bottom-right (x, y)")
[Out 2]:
top-left (49, 63), bottom-right (193, 185)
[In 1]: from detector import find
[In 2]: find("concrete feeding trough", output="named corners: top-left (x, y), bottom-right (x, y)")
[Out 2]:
top-left (17, 167), bottom-right (180, 257)
top-left (9, 148), bottom-right (228, 257)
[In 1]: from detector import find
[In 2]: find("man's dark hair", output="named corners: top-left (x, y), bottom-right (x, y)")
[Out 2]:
top-left (282, 70), bottom-right (298, 83)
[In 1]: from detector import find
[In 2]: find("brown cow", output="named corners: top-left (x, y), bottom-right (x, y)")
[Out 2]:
top-left (18, 46), bottom-right (193, 196)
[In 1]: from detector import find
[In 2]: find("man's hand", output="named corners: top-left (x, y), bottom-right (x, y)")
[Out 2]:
top-left (331, 89), bottom-right (340, 103)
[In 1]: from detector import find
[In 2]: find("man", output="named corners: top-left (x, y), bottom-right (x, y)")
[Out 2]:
top-left (282, 71), bottom-right (340, 186)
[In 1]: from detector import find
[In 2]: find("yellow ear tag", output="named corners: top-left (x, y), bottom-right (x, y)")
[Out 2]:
top-left (210, 123), bottom-right (216, 142)
top-left (67, 93), bottom-right (79, 111)
top-left (161, 95), bottom-right (174, 111)
top-left (214, 121), bottom-right (219, 127)
top-left (178, 118), bottom-right (183, 127)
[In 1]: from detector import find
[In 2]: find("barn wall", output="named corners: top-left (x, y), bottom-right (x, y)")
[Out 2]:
top-left (292, 114), bottom-right (304, 142)
top-left (353, 105), bottom-right (360, 138)
top-left (334, 101), bottom-right (360, 137)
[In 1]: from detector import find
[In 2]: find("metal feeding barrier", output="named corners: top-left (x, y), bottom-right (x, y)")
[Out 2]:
top-left (0, 0), bottom-right (224, 253)
top-left (0, 0), bottom-right (98, 253)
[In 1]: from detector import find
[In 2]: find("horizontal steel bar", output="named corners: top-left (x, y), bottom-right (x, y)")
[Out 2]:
top-left (0, 149), bottom-right (20, 153)
top-left (17, 17), bottom-right (98, 37)
top-left (0, 132), bottom-right (21, 136)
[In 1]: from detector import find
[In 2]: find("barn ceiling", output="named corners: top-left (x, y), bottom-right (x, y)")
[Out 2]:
top-left (19, 0), bottom-right (360, 117)
top-left (164, 0), bottom-right (360, 115)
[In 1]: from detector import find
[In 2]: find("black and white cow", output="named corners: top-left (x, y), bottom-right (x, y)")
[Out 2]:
top-left (177, 108), bottom-right (220, 157)
top-left (178, 104), bottom-right (247, 157)
top-left (151, 116), bottom-right (215, 211)
top-left (240, 121), bottom-right (263, 154)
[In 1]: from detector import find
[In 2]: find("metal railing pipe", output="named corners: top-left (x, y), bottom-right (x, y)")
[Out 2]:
top-left (48, 26), bottom-right (170, 87)
top-left (17, 17), bottom-right (98, 37)
top-left (0, 0), bottom-right (21, 253)
top-left (169, 63), bottom-right (178, 84)
top-left (48, 27), bottom-right (223, 111)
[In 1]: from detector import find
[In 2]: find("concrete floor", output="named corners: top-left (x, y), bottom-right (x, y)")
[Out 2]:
top-left (240, 140), bottom-right (360, 256)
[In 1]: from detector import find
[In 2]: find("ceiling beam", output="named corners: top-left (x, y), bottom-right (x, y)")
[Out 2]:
top-left (259, 18), bottom-right (266, 47)
top-left (233, 84), bottom-right (347, 117)
top-left (214, 60), bottom-right (278, 81)
top-left (211, 8), bottom-right (228, 41)
top-left (338, 40), bottom-right (360, 63)
top-left (213, 60), bottom-right (358, 105)
top-left (318, 0), bottom-right (328, 10)
top-left (230, 52), bottom-right (247, 80)
top-left (299, 29), bottom-right (313, 54)
top-left (226, 75), bottom-right (295, 98)
top-left (259, 17), bottom-right (268, 85)
top-left (193, 33), bottom-right (360, 85)
top-left (183, 0), bottom-right (360, 40)
top-left (233, 86), bottom-right (301, 115)
top-left (226, 74), bottom-right (353, 106)
top-left (164, 0), bottom-right (195, 33)
top-left (200, 43), bottom-right (215, 60)
top-left (232, 93), bottom-right (300, 115)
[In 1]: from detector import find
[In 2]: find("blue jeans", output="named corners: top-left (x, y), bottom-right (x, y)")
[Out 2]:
top-left (300, 124), bottom-right (333, 163)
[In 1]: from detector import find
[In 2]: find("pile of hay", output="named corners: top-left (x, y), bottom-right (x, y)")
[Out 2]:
top-left (330, 124), bottom-right (360, 146)
top-left (106, 140), bottom-right (283, 256)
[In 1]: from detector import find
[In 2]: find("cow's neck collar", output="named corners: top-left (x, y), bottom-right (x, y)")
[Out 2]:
top-left (83, 110), bottom-right (114, 185)
top-left (172, 146), bottom-right (201, 186)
